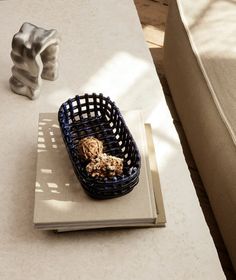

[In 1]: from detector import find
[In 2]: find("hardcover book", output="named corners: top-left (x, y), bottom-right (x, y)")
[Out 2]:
top-left (33, 111), bottom-right (166, 231)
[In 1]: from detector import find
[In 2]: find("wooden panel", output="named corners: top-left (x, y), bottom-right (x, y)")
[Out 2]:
top-left (134, 0), bottom-right (168, 74)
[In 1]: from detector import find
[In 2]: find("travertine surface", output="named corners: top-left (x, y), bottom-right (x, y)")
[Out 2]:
top-left (0, 0), bottom-right (225, 279)
top-left (10, 22), bottom-right (60, 99)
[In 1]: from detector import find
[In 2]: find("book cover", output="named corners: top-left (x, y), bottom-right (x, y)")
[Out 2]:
top-left (33, 111), bottom-right (166, 231)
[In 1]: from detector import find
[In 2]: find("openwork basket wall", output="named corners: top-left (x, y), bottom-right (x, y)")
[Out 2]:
top-left (58, 93), bottom-right (141, 199)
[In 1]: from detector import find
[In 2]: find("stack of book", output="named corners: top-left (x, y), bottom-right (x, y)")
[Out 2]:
top-left (33, 111), bottom-right (166, 232)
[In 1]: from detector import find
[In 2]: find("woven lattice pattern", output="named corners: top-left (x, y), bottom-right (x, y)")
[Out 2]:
top-left (58, 93), bottom-right (141, 199)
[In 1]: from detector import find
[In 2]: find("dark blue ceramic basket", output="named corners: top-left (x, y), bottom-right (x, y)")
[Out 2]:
top-left (58, 93), bottom-right (141, 199)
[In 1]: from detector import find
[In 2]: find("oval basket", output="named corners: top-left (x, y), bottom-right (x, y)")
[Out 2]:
top-left (58, 93), bottom-right (141, 199)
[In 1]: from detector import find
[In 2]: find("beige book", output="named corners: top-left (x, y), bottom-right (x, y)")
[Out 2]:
top-left (33, 111), bottom-right (166, 231)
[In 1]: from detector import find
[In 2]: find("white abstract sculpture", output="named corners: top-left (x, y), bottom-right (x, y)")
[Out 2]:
top-left (9, 22), bottom-right (60, 100)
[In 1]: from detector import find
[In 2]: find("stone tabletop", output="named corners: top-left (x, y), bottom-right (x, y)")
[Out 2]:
top-left (0, 0), bottom-right (225, 279)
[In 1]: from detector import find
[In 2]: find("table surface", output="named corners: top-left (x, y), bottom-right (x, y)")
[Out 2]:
top-left (0, 1), bottom-right (225, 279)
